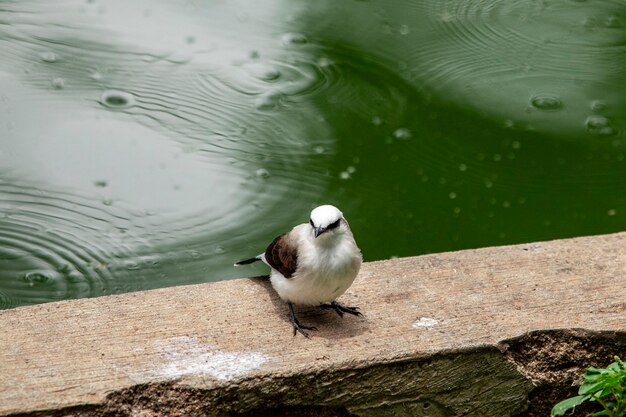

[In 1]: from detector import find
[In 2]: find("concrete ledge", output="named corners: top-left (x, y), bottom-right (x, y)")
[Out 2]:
top-left (1, 233), bottom-right (626, 416)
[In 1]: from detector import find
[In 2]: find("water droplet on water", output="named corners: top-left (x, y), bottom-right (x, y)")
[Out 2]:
top-left (588, 116), bottom-right (612, 131)
top-left (340, 166), bottom-right (356, 180)
top-left (40, 52), bottom-right (58, 63)
top-left (448, 192), bottom-right (457, 199)
top-left (255, 168), bottom-right (270, 179)
top-left (187, 250), bottom-right (201, 259)
top-left (590, 100), bottom-right (606, 112)
top-left (372, 116), bottom-right (382, 126)
top-left (458, 164), bottom-right (467, 172)
top-left (90, 71), bottom-right (103, 81)
top-left (51, 77), bottom-right (65, 89)
top-left (254, 90), bottom-right (284, 111)
top-left (138, 255), bottom-right (158, 267)
top-left (399, 24), bottom-right (410, 35)
top-left (393, 128), bottom-right (412, 140)
top-left (64, 271), bottom-right (82, 284)
top-left (530, 93), bottom-right (562, 111)
top-left (317, 57), bottom-right (333, 68)
top-left (281, 32), bottom-right (308, 45)
top-left (214, 246), bottom-right (225, 254)
top-left (22, 271), bottom-right (51, 286)
top-left (608, 209), bottom-right (617, 216)
top-left (314, 146), bottom-right (325, 154)
top-left (124, 260), bottom-right (140, 270)
top-left (100, 90), bottom-right (136, 109)
top-left (245, 63), bottom-right (280, 81)
top-left (586, 115), bottom-right (616, 137)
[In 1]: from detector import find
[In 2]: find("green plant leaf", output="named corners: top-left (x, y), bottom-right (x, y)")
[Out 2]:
top-left (603, 386), bottom-right (619, 398)
top-left (551, 395), bottom-right (588, 416)
top-left (585, 368), bottom-right (607, 382)
top-left (587, 367), bottom-right (606, 375)
top-left (553, 357), bottom-right (626, 417)
top-left (581, 380), bottom-right (606, 395)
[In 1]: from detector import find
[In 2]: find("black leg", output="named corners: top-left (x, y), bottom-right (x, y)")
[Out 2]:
top-left (320, 301), bottom-right (362, 317)
top-left (288, 302), bottom-right (317, 337)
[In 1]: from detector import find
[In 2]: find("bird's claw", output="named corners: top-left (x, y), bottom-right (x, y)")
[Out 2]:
top-left (288, 302), bottom-right (317, 337)
top-left (321, 301), bottom-right (362, 317)
top-left (291, 322), bottom-right (317, 338)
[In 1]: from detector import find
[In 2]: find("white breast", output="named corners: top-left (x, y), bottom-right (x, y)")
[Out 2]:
top-left (269, 224), bottom-right (362, 306)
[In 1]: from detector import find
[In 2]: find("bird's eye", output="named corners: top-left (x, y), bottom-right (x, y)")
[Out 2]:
top-left (327, 219), bottom-right (340, 230)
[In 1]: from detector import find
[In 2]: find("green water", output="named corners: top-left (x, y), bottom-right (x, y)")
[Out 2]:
top-left (1, 0), bottom-right (625, 308)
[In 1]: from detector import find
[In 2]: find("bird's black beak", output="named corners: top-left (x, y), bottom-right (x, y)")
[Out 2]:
top-left (314, 226), bottom-right (325, 238)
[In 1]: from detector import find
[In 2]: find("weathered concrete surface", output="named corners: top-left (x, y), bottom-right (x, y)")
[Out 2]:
top-left (1, 233), bottom-right (626, 417)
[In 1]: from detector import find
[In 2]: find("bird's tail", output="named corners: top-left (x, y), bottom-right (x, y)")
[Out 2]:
top-left (234, 255), bottom-right (262, 266)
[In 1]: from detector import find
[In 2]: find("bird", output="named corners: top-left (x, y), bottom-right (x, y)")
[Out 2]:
top-left (234, 204), bottom-right (363, 337)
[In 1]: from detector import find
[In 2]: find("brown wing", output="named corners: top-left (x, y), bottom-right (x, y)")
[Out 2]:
top-left (264, 233), bottom-right (298, 278)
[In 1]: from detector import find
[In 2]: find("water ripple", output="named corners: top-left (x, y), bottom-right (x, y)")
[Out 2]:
top-left (2, 0), bottom-right (626, 309)
top-left (306, 0), bottom-right (625, 140)
top-left (0, 178), bottom-right (148, 305)
top-left (422, 0), bottom-right (626, 85)
top-left (0, 0), bottom-right (337, 308)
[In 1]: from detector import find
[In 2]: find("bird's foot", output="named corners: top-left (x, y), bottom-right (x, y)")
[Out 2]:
top-left (288, 303), bottom-right (317, 337)
top-left (290, 320), bottom-right (317, 338)
top-left (320, 301), bottom-right (362, 317)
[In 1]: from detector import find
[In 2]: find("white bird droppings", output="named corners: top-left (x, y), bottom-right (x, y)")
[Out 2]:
top-left (147, 336), bottom-right (267, 381)
top-left (412, 317), bottom-right (439, 328)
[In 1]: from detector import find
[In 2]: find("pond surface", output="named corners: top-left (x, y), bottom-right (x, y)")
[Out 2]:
top-left (1, 0), bottom-right (625, 308)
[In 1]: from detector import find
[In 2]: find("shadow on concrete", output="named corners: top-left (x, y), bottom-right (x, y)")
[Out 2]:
top-left (247, 275), bottom-right (370, 340)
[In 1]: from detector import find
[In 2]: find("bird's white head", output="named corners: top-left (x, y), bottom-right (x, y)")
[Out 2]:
top-left (309, 205), bottom-right (345, 238)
